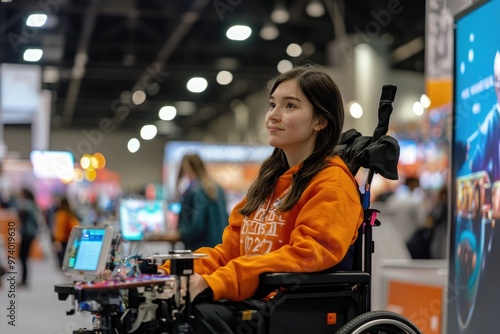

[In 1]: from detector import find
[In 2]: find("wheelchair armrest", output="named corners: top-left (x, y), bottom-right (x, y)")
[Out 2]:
top-left (259, 271), bottom-right (370, 287)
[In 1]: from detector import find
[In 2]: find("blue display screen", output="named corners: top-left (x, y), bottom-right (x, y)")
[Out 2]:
top-left (449, 1), bottom-right (500, 332)
top-left (69, 229), bottom-right (105, 271)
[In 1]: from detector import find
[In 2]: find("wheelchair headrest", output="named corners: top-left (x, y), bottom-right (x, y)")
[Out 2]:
top-left (334, 128), bottom-right (400, 180)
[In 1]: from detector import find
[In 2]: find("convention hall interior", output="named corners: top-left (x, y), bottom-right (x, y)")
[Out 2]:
top-left (0, 0), bottom-right (495, 333)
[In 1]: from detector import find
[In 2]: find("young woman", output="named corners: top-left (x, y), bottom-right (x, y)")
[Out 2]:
top-left (159, 65), bottom-right (364, 332)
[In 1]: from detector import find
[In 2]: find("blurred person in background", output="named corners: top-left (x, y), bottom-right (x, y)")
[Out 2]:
top-left (52, 197), bottom-right (80, 268)
top-left (44, 194), bottom-right (61, 241)
top-left (386, 176), bottom-right (430, 259)
top-left (167, 153), bottom-right (229, 250)
top-left (15, 187), bottom-right (44, 287)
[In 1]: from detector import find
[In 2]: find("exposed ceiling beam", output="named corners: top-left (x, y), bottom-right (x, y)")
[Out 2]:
top-left (391, 36), bottom-right (425, 64)
top-left (61, 0), bottom-right (101, 125)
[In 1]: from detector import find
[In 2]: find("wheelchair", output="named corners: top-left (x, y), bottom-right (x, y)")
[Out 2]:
top-left (54, 84), bottom-right (422, 334)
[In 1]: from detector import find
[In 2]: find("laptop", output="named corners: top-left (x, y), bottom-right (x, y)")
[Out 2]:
top-left (62, 226), bottom-right (114, 282)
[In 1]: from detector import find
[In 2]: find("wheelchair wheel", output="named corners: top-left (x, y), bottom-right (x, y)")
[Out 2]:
top-left (335, 310), bottom-right (422, 334)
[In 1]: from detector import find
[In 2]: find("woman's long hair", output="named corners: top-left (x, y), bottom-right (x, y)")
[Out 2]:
top-left (177, 153), bottom-right (219, 201)
top-left (240, 65), bottom-right (344, 215)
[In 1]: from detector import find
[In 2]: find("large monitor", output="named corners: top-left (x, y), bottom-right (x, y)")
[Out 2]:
top-left (449, 0), bottom-right (500, 332)
top-left (30, 150), bottom-right (74, 180)
top-left (62, 226), bottom-right (114, 282)
top-left (118, 198), bottom-right (168, 241)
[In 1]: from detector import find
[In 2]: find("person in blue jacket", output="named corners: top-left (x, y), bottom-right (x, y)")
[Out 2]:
top-left (172, 153), bottom-right (229, 250)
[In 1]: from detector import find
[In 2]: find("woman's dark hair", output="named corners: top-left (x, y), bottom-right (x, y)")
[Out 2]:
top-left (240, 64), bottom-right (345, 215)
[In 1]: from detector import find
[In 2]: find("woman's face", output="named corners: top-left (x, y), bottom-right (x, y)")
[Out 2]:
top-left (266, 79), bottom-right (324, 165)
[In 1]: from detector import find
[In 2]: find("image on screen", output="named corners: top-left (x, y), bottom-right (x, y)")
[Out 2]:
top-left (119, 199), bottom-right (167, 241)
top-left (449, 0), bottom-right (500, 332)
top-left (68, 229), bottom-right (105, 271)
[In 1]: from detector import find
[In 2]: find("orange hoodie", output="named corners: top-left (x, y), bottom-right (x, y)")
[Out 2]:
top-left (159, 156), bottom-right (364, 301)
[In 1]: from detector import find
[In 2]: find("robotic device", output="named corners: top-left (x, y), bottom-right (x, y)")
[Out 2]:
top-left (54, 244), bottom-right (206, 334)
top-left (54, 228), bottom-right (203, 334)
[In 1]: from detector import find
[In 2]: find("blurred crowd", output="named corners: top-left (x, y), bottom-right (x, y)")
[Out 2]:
top-left (375, 176), bottom-right (449, 260)
top-left (0, 186), bottom-right (118, 288)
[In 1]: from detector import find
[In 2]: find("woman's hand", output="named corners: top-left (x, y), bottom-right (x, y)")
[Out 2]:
top-left (188, 273), bottom-right (209, 301)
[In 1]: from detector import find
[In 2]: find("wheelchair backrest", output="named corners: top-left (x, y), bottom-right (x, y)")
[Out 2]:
top-left (333, 85), bottom-right (400, 274)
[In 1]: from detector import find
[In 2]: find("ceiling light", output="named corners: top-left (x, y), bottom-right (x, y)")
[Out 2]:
top-left (26, 14), bottom-right (48, 27)
top-left (132, 90), bottom-right (146, 105)
top-left (277, 59), bottom-right (293, 73)
top-left (413, 102), bottom-right (424, 116)
top-left (271, 1), bottom-right (290, 24)
top-left (226, 25), bottom-right (252, 41)
top-left (420, 94), bottom-right (431, 108)
top-left (260, 21), bottom-right (279, 40)
top-left (140, 124), bottom-right (158, 140)
top-left (80, 155), bottom-right (91, 170)
top-left (159, 106), bottom-right (177, 121)
top-left (216, 71), bottom-right (233, 85)
top-left (286, 43), bottom-right (302, 57)
top-left (306, 0), bottom-right (325, 18)
top-left (127, 138), bottom-right (140, 153)
top-left (23, 49), bottom-right (43, 62)
top-left (187, 77), bottom-right (208, 93)
top-left (348, 101), bottom-right (363, 119)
